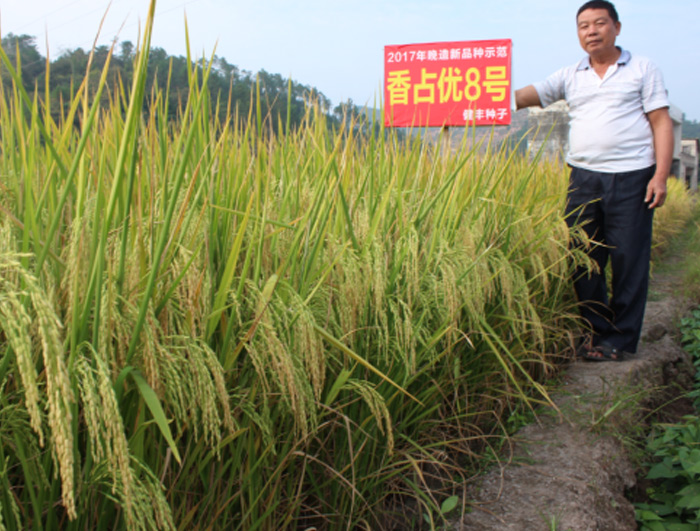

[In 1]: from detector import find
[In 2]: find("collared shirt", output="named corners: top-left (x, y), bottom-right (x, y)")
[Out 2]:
top-left (533, 48), bottom-right (669, 172)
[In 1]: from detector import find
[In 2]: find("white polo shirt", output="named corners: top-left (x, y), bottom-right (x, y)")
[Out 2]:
top-left (533, 49), bottom-right (669, 173)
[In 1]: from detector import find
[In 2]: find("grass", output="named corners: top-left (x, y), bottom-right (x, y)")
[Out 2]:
top-left (674, 210), bottom-right (700, 302)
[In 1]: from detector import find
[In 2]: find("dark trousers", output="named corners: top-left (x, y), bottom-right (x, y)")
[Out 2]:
top-left (565, 165), bottom-right (655, 353)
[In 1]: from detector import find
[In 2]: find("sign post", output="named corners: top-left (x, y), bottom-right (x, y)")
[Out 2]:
top-left (384, 39), bottom-right (512, 128)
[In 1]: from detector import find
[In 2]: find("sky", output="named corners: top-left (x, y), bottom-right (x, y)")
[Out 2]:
top-left (1, 0), bottom-right (699, 121)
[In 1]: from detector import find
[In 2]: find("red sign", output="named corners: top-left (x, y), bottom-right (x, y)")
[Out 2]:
top-left (384, 39), bottom-right (512, 128)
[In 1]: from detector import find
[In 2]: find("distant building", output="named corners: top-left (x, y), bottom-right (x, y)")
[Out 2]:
top-left (668, 104), bottom-right (685, 183)
top-left (526, 102), bottom-right (697, 192)
top-left (526, 101), bottom-right (569, 161)
top-left (679, 138), bottom-right (699, 191)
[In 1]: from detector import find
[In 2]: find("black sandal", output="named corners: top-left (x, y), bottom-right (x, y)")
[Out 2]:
top-left (582, 344), bottom-right (624, 362)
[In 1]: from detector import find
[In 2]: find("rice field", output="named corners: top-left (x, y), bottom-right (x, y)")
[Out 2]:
top-left (0, 3), bottom-right (693, 530)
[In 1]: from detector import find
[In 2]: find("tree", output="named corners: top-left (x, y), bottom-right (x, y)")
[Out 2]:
top-left (1, 33), bottom-right (338, 134)
top-left (1, 33), bottom-right (45, 94)
top-left (683, 118), bottom-right (700, 139)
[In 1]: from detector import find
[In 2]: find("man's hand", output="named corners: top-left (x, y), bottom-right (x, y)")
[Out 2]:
top-left (645, 174), bottom-right (667, 209)
top-left (645, 107), bottom-right (673, 209)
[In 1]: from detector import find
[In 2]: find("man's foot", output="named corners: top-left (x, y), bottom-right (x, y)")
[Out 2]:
top-left (582, 343), bottom-right (625, 362)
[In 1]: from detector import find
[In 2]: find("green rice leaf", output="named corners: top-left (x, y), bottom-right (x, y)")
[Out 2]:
top-left (131, 370), bottom-right (182, 464)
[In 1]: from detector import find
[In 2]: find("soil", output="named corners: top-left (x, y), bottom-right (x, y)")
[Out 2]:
top-left (448, 264), bottom-right (698, 530)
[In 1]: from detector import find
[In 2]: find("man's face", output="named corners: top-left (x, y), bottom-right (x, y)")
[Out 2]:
top-left (576, 8), bottom-right (621, 57)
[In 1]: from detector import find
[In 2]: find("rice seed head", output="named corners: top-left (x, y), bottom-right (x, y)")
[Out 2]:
top-left (60, 197), bottom-right (95, 329)
top-left (402, 227), bottom-right (420, 307)
top-left (129, 311), bottom-right (235, 452)
top-left (289, 292), bottom-right (325, 401)
top-left (0, 225), bottom-right (76, 518)
top-left (369, 240), bottom-right (390, 361)
top-left (76, 348), bottom-right (137, 524)
top-left (245, 285), bottom-right (318, 438)
top-left (334, 246), bottom-right (366, 345)
top-left (0, 288), bottom-right (43, 445)
top-left (86, 458), bottom-right (175, 530)
top-left (30, 280), bottom-right (76, 519)
top-left (391, 300), bottom-right (417, 374)
top-left (76, 356), bottom-right (104, 463)
top-left (262, 317), bottom-right (315, 438)
top-left (98, 270), bottom-right (131, 372)
top-left (344, 379), bottom-right (394, 454)
top-left (169, 337), bottom-right (235, 450)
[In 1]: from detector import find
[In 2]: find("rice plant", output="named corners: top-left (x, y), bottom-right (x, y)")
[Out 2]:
top-left (651, 176), bottom-right (696, 258)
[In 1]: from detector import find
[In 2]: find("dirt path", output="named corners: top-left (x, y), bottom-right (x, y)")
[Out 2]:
top-left (449, 269), bottom-right (697, 530)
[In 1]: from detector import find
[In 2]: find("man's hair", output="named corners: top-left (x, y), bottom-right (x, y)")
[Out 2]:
top-left (577, 0), bottom-right (619, 23)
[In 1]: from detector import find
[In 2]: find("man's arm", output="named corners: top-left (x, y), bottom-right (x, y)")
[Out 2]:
top-left (515, 85), bottom-right (543, 110)
top-left (645, 107), bottom-right (674, 209)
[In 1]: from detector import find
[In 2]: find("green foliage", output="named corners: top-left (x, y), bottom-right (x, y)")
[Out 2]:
top-left (422, 495), bottom-right (460, 529)
top-left (680, 309), bottom-right (700, 369)
top-left (682, 118), bottom-right (700, 140)
top-left (636, 308), bottom-right (700, 530)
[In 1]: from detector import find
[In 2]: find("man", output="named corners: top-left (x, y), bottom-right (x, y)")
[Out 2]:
top-left (515, 0), bottom-right (674, 361)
